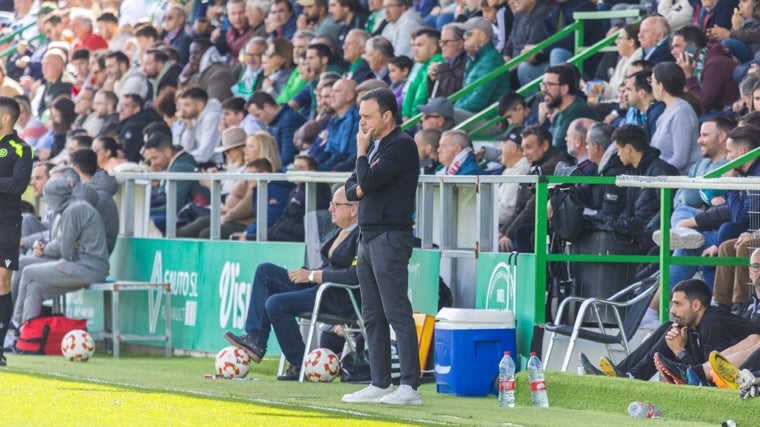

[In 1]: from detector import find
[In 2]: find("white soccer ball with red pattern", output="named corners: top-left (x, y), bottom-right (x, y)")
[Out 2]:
top-left (303, 348), bottom-right (340, 382)
top-left (215, 346), bottom-right (251, 379)
top-left (61, 329), bottom-right (95, 362)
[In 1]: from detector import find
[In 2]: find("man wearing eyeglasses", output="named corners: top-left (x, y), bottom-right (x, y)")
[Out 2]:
top-left (223, 187), bottom-right (360, 381)
top-left (380, 0), bottom-right (423, 58)
top-left (453, 17), bottom-right (506, 113)
top-left (539, 63), bottom-right (598, 161)
top-left (160, 4), bottom-right (192, 66)
top-left (428, 23), bottom-right (466, 99)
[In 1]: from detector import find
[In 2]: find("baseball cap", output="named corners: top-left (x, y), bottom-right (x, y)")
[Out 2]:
top-left (504, 126), bottom-right (524, 145)
top-left (459, 17), bottom-right (494, 39)
top-left (297, 0), bottom-right (316, 6)
top-left (418, 97), bottom-right (454, 120)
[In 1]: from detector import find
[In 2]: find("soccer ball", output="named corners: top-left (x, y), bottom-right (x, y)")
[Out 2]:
top-left (61, 329), bottom-right (95, 362)
top-left (215, 346), bottom-right (251, 379)
top-left (303, 348), bottom-right (340, 382)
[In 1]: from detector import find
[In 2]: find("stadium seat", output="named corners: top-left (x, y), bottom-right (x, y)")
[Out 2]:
top-left (276, 282), bottom-right (365, 382)
top-left (544, 275), bottom-right (659, 372)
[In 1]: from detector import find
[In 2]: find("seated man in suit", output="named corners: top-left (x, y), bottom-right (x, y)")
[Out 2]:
top-left (224, 186), bottom-right (360, 381)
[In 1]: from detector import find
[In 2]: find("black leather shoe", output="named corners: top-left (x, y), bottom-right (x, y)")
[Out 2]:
top-left (579, 353), bottom-right (603, 376)
top-left (277, 364), bottom-right (301, 381)
top-left (224, 332), bottom-right (265, 363)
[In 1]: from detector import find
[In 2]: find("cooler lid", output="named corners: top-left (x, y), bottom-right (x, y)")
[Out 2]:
top-left (435, 308), bottom-right (515, 327)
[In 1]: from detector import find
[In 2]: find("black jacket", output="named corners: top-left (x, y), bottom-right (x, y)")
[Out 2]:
top-left (345, 126), bottom-right (419, 241)
top-left (681, 306), bottom-right (760, 367)
top-left (318, 227), bottom-right (362, 317)
top-left (621, 146), bottom-right (679, 247)
top-left (268, 182), bottom-right (331, 242)
top-left (578, 149), bottom-right (630, 218)
top-left (117, 108), bottom-right (162, 163)
top-left (501, 146), bottom-right (566, 239)
top-left (432, 50), bottom-right (467, 98)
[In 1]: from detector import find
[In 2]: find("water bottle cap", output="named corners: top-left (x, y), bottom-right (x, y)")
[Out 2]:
top-left (530, 352), bottom-right (537, 356)
top-left (504, 351), bottom-right (510, 355)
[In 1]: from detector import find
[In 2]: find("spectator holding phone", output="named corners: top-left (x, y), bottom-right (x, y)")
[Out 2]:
top-left (671, 25), bottom-right (740, 115)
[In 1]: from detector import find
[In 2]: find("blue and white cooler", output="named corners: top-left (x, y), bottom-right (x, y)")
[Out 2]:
top-left (434, 308), bottom-right (516, 396)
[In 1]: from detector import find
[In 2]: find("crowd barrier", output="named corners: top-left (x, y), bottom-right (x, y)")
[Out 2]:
top-left (61, 168), bottom-right (759, 365)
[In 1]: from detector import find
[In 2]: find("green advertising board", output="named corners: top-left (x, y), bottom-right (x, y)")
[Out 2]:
top-left (475, 252), bottom-right (538, 365)
top-left (66, 238), bottom-right (440, 354)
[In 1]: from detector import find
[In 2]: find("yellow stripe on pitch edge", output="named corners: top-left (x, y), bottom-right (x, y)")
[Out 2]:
top-left (0, 373), bottom-right (401, 426)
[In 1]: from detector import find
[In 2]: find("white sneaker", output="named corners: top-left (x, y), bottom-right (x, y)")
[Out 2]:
top-left (639, 308), bottom-right (660, 330)
top-left (341, 385), bottom-right (394, 403)
top-left (379, 384), bottom-right (423, 406)
top-left (652, 228), bottom-right (704, 250)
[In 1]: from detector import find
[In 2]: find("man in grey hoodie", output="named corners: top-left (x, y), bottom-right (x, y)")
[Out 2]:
top-left (70, 149), bottom-right (119, 254)
top-left (13, 179), bottom-right (109, 325)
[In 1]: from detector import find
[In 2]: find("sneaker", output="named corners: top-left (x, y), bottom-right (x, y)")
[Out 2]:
top-left (654, 352), bottom-right (688, 385)
top-left (276, 364), bottom-right (300, 381)
top-left (223, 332), bottom-right (265, 363)
top-left (579, 353), bottom-right (604, 376)
top-left (686, 367), bottom-right (705, 386)
top-left (2, 328), bottom-right (16, 352)
top-left (342, 385), bottom-right (394, 404)
top-left (599, 356), bottom-right (625, 378)
top-left (652, 228), bottom-right (704, 250)
top-left (639, 308), bottom-right (660, 330)
top-left (709, 351), bottom-right (740, 389)
top-left (379, 385), bottom-right (423, 406)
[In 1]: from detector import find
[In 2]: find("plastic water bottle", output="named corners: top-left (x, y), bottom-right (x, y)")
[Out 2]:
top-left (498, 351), bottom-right (516, 407)
top-left (527, 352), bottom-right (549, 407)
top-left (627, 402), bottom-right (662, 419)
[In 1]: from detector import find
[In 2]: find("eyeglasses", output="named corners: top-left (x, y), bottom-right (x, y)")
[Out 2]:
top-left (439, 39), bottom-right (461, 46)
top-left (540, 81), bottom-right (562, 88)
top-left (423, 114), bottom-right (442, 119)
top-left (751, 263), bottom-right (760, 272)
top-left (329, 201), bottom-right (353, 208)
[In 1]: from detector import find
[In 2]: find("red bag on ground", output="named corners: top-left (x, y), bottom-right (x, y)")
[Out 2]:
top-left (16, 314), bottom-right (88, 355)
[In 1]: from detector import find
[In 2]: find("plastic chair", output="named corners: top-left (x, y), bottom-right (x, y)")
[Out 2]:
top-left (544, 275), bottom-right (659, 372)
top-left (276, 282), bottom-right (366, 382)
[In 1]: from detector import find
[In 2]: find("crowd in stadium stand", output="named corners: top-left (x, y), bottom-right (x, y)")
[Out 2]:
top-left (3, 0), bottom-right (760, 390)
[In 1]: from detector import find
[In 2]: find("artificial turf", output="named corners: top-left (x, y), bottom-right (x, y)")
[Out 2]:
top-left (1, 352), bottom-right (755, 426)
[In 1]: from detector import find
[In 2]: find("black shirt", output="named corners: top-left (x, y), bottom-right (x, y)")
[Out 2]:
top-left (0, 131), bottom-right (33, 221)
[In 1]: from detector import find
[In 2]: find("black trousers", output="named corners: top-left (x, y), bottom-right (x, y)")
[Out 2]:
top-left (357, 230), bottom-right (420, 389)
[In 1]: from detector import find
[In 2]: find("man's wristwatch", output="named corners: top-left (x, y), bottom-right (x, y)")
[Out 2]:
top-left (308, 270), bottom-right (315, 283)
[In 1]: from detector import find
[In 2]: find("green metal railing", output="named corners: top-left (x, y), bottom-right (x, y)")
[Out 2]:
top-left (401, 9), bottom-right (642, 136)
top-left (531, 147), bottom-right (760, 323)
top-left (0, 21), bottom-right (45, 60)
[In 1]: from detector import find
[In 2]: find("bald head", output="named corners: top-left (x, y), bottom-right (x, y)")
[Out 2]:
top-left (566, 118), bottom-right (595, 159)
top-left (329, 78), bottom-right (357, 115)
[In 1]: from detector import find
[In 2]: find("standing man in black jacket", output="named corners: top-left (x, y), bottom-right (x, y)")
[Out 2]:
top-left (342, 88), bottom-right (422, 405)
top-left (0, 96), bottom-right (33, 367)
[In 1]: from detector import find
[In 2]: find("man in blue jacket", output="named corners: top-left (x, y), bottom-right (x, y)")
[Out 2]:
top-left (437, 129), bottom-right (482, 175)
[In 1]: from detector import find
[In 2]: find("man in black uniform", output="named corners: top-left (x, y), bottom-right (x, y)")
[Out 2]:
top-left (0, 96), bottom-right (33, 366)
top-left (342, 88), bottom-right (421, 405)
